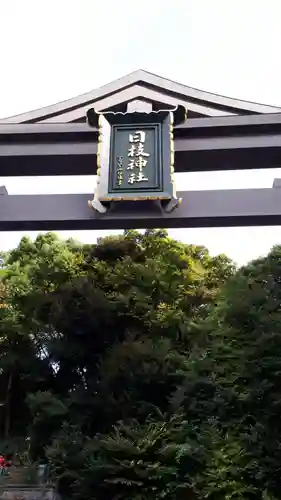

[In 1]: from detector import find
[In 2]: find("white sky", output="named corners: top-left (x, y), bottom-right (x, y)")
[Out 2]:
top-left (1, 0), bottom-right (281, 265)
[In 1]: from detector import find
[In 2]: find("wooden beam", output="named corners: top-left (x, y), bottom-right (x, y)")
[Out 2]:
top-left (1, 114), bottom-right (281, 176)
top-left (1, 137), bottom-right (281, 176)
top-left (2, 112), bottom-right (281, 136)
top-left (0, 188), bottom-right (280, 231)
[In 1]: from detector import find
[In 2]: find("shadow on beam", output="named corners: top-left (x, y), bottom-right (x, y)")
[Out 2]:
top-left (0, 189), bottom-right (281, 231)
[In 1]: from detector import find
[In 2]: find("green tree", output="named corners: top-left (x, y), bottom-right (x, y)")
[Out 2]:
top-left (0, 233), bottom-right (85, 445)
top-left (47, 412), bottom-right (206, 500)
top-left (0, 230), bottom-right (235, 496)
top-left (206, 245), bottom-right (281, 497)
top-left (26, 230), bottom-right (232, 437)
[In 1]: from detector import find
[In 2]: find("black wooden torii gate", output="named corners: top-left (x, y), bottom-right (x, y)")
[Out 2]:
top-left (0, 69), bottom-right (281, 231)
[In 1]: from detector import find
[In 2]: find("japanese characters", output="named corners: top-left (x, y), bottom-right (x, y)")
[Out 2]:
top-left (127, 130), bottom-right (150, 185)
top-left (116, 156), bottom-right (124, 186)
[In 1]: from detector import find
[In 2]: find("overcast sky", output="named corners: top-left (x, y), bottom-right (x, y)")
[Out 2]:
top-left (0, 0), bottom-right (281, 265)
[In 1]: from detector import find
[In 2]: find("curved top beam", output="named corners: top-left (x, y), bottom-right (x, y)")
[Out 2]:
top-left (1, 69), bottom-right (280, 124)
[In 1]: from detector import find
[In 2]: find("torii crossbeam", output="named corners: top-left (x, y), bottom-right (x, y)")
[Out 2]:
top-left (0, 69), bottom-right (281, 231)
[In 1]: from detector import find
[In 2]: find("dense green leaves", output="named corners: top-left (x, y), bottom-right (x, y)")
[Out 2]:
top-left (47, 414), bottom-right (205, 500)
top-left (2, 231), bottom-right (281, 498)
top-left (204, 245), bottom-right (281, 497)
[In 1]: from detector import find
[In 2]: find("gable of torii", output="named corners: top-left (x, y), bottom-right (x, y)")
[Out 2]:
top-left (1, 69), bottom-right (280, 124)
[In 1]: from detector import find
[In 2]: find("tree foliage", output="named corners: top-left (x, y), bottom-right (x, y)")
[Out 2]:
top-left (204, 245), bottom-right (281, 497)
top-left (2, 231), bottom-right (281, 498)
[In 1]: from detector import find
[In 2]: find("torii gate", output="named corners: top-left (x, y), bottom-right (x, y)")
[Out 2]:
top-left (0, 69), bottom-right (281, 231)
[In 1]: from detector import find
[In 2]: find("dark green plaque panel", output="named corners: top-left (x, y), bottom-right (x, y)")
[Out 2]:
top-left (109, 124), bottom-right (161, 192)
top-left (91, 110), bottom-right (177, 202)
